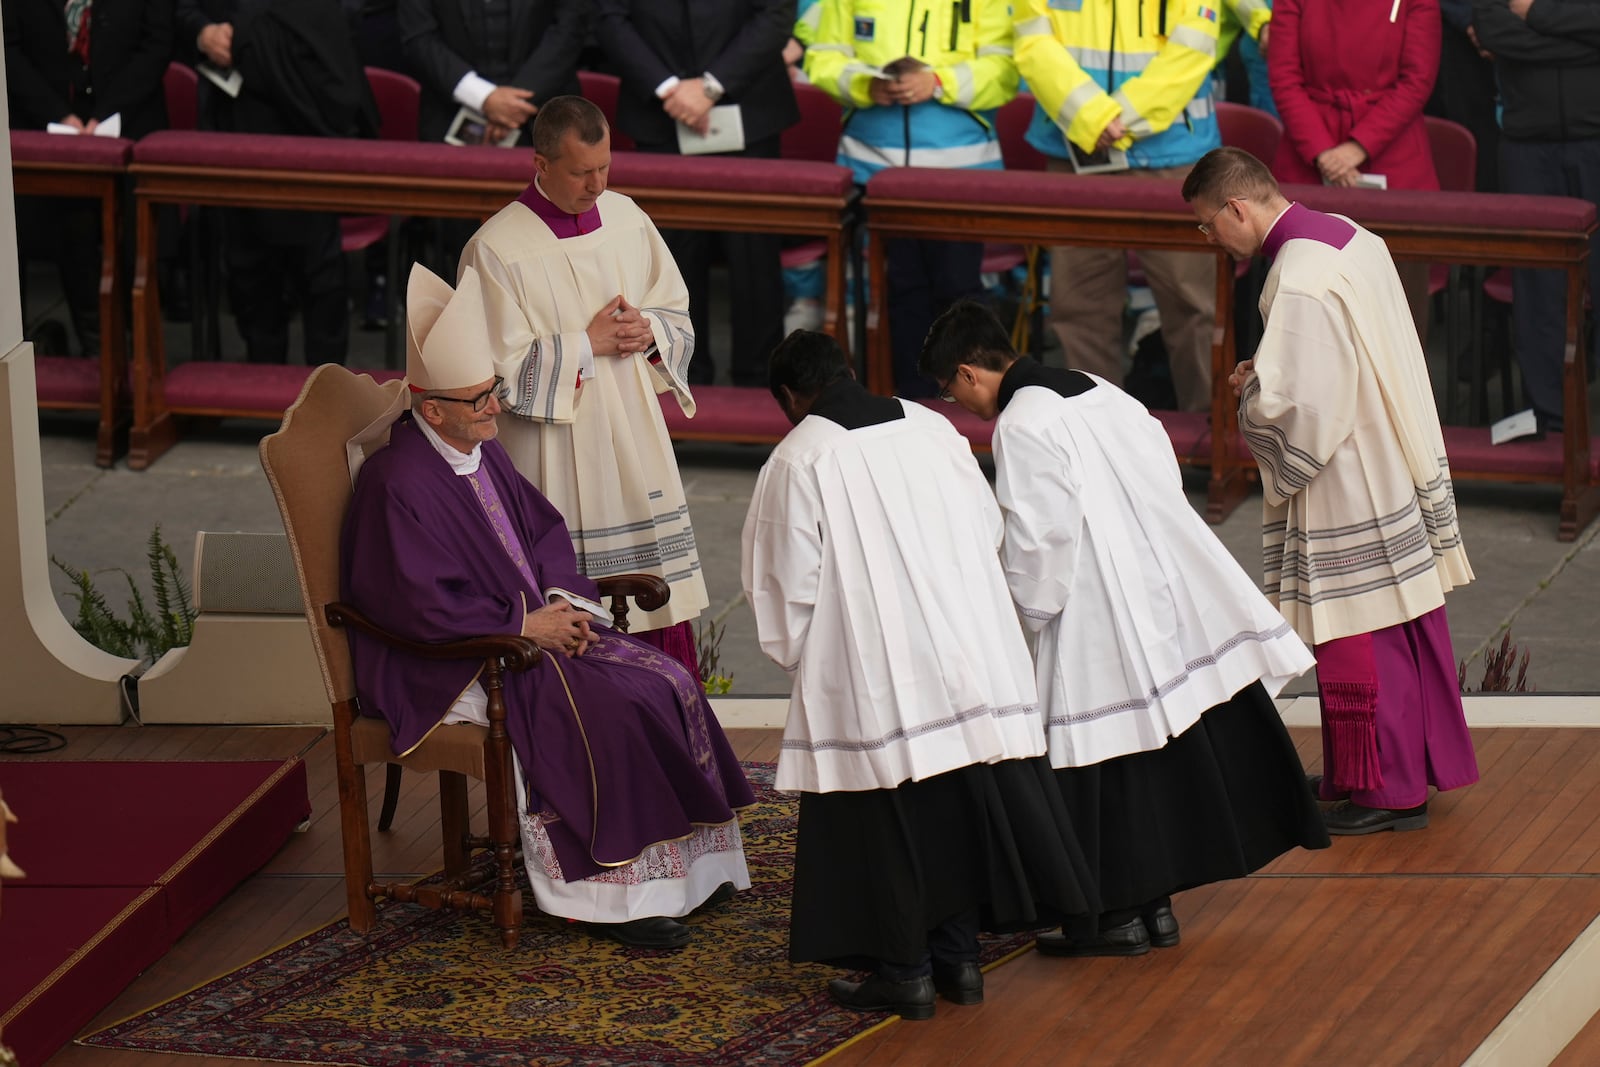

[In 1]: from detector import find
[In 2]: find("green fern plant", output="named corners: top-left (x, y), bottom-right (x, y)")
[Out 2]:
top-left (695, 617), bottom-right (734, 696)
top-left (52, 525), bottom-right (196, 663)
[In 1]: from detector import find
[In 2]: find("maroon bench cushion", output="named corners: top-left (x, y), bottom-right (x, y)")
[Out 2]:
top-left (164, 362), bottom-right (403, 417)
top-left (130, 131), bottom-right (854, 200)
top-left (10, 129), bottom-right (132, 168)
top-left (867, 166), bottom-right (1191, 216)
top-left (659, 385), bottom-right (788, 442)
top-left (865, 167), bottom-right (1597, 238)
top-left (1284, 183), bottom-right (1596, 235)
top-left (35, 356), bottom-right (100, 407)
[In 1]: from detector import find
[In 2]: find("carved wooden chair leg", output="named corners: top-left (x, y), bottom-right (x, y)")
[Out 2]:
top-left (377, 762), bottom-right (403, 831)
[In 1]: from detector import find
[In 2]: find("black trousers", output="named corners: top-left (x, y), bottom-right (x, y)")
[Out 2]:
top-left (1426, 25), bottom-right (1500, 194)
top-left (17, 196), bottom-right (102, 357)
top-left (886, 236), bottom-right (985, 399)
top-left (1500, 136), bottom-right (1600, 429)
top-left (224, 208), bottom-right (349, 365)
top-left (638, 134), bottom-right (786, 387)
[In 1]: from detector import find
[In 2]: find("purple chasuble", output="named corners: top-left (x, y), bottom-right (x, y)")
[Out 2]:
top-left (517, 180), bottom-right (602, 238)
top-left (342, 417), bottom-right (753, 881)
top-left (1263, 202), bottom-right (1356, 263)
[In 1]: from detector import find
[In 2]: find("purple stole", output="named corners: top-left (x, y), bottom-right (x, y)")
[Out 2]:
top-left (465, 466), bottom-right (540, 595)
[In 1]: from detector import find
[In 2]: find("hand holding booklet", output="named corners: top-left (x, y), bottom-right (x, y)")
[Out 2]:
top-left (676, 104), bottom-right (745, 155)
top-left (197, 62), bottom-right (242, 98)
top-left (46, 113), bottom-right (122, 137)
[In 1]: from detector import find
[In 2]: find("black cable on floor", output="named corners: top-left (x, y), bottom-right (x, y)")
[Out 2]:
top-left (0, 726), bottom-right (67, 754)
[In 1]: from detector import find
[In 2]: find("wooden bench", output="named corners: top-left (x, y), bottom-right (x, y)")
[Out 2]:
top-left (125, 131), bottom-right (858, 467)
top-left (10, 131), bottom-right (133, 468)
top-left (861, 167), bottom-right (1599, 540)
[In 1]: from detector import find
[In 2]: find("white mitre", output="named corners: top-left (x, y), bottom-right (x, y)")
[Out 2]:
top-left (405, 262), bottom-right (496, 393)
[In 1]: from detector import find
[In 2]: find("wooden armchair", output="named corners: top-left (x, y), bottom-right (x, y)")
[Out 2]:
top-left (260, 365), bottom-right (668, 949)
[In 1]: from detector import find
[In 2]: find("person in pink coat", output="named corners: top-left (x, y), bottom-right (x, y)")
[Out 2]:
top-left (1268, 0), bottom-right (1441, 340)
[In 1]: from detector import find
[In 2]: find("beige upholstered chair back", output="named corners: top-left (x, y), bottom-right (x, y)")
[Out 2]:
top-left (259, 366), bottom-right (407, 707)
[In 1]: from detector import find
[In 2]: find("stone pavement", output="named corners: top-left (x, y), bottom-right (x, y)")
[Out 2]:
top-left (34, 410), bottom-right (1600, 699)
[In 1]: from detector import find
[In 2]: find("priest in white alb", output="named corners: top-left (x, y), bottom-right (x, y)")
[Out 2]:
top-left (457, 94), bottom-right (707, 671)
top-left (1183, 147), bottom-right (1479, 836)
top-left (742, 330), bottom-right (1095, 1022)
top-left (922, 300), bottom-right (1328, 958)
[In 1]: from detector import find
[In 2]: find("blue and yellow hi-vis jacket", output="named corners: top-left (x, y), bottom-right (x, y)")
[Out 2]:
top-left (804, 0), bottom-right (1019, 183)
top-left (1014, 0), bottom-right (1222, 169)
top-left (796, 0), bottom-right (822, 46)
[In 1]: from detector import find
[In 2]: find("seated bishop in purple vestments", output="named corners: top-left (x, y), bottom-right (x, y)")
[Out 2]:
top-left (339, 263), bottom-right (754, 951)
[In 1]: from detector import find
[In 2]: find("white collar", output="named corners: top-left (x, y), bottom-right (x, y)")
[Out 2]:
top-left (415, 414), bottom-right (482, 475)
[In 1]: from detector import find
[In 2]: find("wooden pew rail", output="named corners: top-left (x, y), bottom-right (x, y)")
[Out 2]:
top-left (860, 167), bottom-right (1598, 540)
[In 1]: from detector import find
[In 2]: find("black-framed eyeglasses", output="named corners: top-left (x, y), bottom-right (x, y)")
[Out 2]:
top-left (1197, 198), bottom-right (1240, 237)
top-left (431, 376), bottom-right (505, 413)
top-left (936, 376), bottom-right (957, 403)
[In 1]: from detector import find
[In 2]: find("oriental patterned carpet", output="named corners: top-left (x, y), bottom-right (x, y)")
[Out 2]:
top-left (80, 763), bottom-right (1038, 1067)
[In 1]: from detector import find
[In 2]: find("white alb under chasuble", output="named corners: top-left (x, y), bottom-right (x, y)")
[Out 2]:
top-left (1246, 219), bottom-right (1473, 645)
top-left (742, 402), bottom-right (1045, 795)
top-left (459, 190), bottom-right (708, 631)
top-left (994, 379), bottom-right (1315, 769)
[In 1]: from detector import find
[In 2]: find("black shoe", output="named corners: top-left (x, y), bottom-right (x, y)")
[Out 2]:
top-left (696, 881), bottom-right (736, 912)
top-left (1142, 905), bottom-right (1180, 949)
top-left (1306, 773), bottom-right (1322, 796)
top-left (931, 960), bottom-right (983, 1005)
top-left (1036, 917), bottom-right (1151, 958)
top-left (1323, 799), bottom-right (1429, 835)
top-left (580, 915), bottom-right (692, 949)
top-left (827, 974), bottom-right (936, 1020)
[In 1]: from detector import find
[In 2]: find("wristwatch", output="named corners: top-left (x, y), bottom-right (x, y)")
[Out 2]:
top-left (702, 71), bottom-right (726, 102)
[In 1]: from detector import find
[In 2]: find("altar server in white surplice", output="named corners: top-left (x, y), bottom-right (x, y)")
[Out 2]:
top-left (741, 330), bottom-right (1095, 1023)
top-left (922, 300), bottom-right (1328, 960)
top-left (457, 95), bottom-right (708, 667)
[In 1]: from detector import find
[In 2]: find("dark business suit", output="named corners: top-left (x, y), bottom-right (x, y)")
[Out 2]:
top-left (174, 0), bottom-right (377, 365)
top-left (594, 0), bottom-right (798, 386)
top-left (4, 0), bottom-right (173, 137)
top-left (5, 0), bottom-right (172, 357)
top-left (400, 0), bottom-right (586, 143)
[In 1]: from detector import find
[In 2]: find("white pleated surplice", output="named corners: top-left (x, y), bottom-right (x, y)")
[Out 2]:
top-left (995, 378), bottom-right (1316, 769)
top-left (742, 402), bottom-right (1046, 795)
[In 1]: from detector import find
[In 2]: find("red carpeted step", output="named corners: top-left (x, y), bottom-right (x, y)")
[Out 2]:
top-left (0, 886), bottom-right (168, 1067)
top-left (0, 758), bottom-right (311, 1065)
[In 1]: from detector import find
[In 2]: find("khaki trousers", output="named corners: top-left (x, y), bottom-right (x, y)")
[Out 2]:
top-left (1047, 161), bottom-right (1217, 413)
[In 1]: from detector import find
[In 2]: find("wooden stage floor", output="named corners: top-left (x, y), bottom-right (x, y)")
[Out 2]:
top-left (8, 723), bottom-right (1599, 1067)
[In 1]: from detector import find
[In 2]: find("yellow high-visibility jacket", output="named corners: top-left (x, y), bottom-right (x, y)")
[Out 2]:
top-left (1014, 0), bottom-right (1222, 168)
top-left (805, 0), bottom-right (1018, 180)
